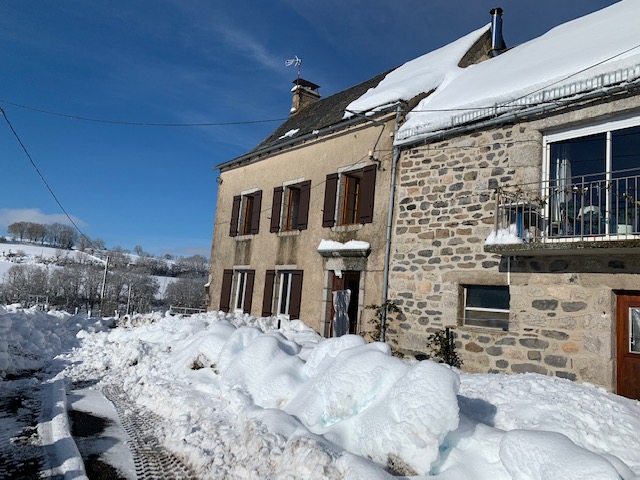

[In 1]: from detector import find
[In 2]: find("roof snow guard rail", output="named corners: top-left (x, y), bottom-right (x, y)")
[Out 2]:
top-left (396, 63), bottom-right (640, 142)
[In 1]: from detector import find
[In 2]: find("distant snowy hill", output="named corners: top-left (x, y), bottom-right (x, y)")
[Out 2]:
top-left (0, 242), bottom-right (177, 299)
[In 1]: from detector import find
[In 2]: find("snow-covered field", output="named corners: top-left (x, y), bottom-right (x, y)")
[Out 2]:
top-left (1, 305), bottom-right (639, 479)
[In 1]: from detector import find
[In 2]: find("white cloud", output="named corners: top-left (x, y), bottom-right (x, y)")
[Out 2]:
top-left (0, 208), bottom-right (86, 230)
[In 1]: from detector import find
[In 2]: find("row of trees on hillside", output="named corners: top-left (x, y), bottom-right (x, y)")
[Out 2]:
top-left (0, 252), bottom-right (208, 315)
top-left (6, 221), bottom-right (105, 250)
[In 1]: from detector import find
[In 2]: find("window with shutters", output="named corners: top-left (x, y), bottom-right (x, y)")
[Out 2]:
top-left (230, 190), bottom-right (262, 237)
top-left (262, 269), bottom-right (303, 319)
top-left (340, 172), bottom-right (361, 225)
top-left (233, 270), bottom-right (255, 313)
top-left (323, 165), bottom-right (376, 228)
top-left (270, 181), bottom-right (311, 233)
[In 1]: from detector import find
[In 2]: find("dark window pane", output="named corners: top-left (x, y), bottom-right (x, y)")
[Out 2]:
top-left (466, 285), bottom-right (509, 310)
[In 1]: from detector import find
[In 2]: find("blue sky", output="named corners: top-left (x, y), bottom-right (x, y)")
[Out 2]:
top-left (0, 0), bottom-right (619, 258)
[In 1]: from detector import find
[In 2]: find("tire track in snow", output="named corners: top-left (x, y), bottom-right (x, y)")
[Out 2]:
top-left (103, 385), bottom-right (198, 480)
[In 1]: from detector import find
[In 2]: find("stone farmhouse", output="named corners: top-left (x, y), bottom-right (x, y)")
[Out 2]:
top-left (208, 1), bottom-right (640, 400)
top-left (387, 0), bottom-right (640, 400)
top-left (207, 21), bottom-right (494, 338)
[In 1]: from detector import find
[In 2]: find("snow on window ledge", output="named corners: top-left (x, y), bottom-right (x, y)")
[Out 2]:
top-left (317, 239), bottom-right (371, 258)
top-left (484, 224), bottom-right (524, 245)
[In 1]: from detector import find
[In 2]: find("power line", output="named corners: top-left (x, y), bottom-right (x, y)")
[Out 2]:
top-left (0, 107), bottom-right (97, 250)
top-left (0, 99), bottom-right (287, 127)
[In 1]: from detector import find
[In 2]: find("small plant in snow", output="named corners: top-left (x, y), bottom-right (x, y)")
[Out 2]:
top-left (425, 327), bottom-right (462, 368)
top-left (365, 300), bottom-right (401, 343)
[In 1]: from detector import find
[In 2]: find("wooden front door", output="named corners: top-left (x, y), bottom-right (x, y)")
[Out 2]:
top-left (616, 294), bottom-right (640, 400)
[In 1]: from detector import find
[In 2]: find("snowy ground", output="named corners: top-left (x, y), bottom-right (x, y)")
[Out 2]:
top-left (1, 305), bottom-right (639, 479)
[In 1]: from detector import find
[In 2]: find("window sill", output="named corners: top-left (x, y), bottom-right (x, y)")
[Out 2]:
top-left (332, 224), bottom-right (364, 233)
top-left (234, 234), bottom-right (256, 241)
top-left (277, 230), bottom-right (301, 237)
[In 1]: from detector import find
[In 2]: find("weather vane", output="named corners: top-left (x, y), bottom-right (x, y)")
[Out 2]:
top-left (285, 55), bottom-right (302, 83)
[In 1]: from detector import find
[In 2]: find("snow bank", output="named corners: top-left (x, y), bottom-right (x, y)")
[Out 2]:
top-left (59, 312), bottom-right (640, 479)
top-left (0, 305), bottom-right (113, 376)
top-left (6, 307), bottom-right (637, 478)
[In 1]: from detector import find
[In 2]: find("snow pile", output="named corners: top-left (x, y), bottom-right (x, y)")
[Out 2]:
top-left (0, 304), bottom-right (113, 376)
top-left (484, 224), bottom-right (524, 245)
top-left (60, 311), bottom-right (640, 479)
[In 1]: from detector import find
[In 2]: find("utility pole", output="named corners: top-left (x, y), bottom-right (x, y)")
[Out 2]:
top-left (98, 255), bottom-right (110, 318)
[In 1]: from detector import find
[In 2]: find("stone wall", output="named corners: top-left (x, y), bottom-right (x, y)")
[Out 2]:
top-left (387, 118), bottom-right (636, 391)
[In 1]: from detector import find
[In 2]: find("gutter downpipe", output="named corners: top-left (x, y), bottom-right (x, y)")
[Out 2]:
top-left (380, 103), bottom-right (404, 343)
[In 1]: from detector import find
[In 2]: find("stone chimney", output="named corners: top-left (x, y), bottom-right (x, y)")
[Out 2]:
top-left (290, 78), bottom-right (320, 116)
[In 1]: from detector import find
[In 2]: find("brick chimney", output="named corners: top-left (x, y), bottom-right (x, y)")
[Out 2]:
top-left (291, 78), bottom-right (320, 115)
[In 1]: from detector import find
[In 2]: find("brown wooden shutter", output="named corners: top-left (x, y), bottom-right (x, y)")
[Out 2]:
top-left (262, 270), bottom-right (276, 316)
top-left (358, 165), bottom-right (377, 224)
top-left (230, 196), bottom-right (241, 237)
top-left (250, 190), bottom-right (262, 234)
top-left (270, 187), bottom-right (283, 233)
top-left (244, 270), bottom-right (255, 314)
top-left (219, 269), bottom-right (233, 312)
top-left (297, 180), bottom-right (312, 230)
top-left (323, 173), bottom-right (338, 227)
top-left (289, 270), bottom-right (304, 320)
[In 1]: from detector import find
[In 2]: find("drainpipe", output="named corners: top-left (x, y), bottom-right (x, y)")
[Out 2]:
top-left (380, 104), bottom-right (404, 343)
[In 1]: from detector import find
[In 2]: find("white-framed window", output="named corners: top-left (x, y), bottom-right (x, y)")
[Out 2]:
top-left (277, 271), bottom-right (293, 317)
top-left (231, 269), bottom-right (254, 314)
top-left (463, 285), bottom-right (510, 330)
top-left (544, 116), bottom-right (640, 237)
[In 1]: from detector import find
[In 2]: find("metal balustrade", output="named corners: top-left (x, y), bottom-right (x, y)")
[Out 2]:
top-left (492, 171), bottom-right (640, 244)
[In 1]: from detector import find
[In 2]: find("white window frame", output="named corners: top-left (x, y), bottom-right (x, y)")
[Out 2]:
top-left (543, 115), bottom-right (640, 237)
top-left (233, 270), bottom-right (249, 313)
top-left (276, 271), bottom-right (293, 318)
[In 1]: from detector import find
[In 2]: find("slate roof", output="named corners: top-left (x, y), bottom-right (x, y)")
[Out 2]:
top-left (220, 68), bottom-right (396, 169)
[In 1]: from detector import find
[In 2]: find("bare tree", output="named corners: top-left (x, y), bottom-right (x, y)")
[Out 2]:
top-left (7, 222), bottom-right (27, 242)
top-left (1, 265), bottom-right (49, 304)
top-left (165, 277), bottom-right (207, 309)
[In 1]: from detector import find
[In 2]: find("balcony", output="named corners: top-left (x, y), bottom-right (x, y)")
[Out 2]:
top-left (485, 171), bottom-right (640, 256)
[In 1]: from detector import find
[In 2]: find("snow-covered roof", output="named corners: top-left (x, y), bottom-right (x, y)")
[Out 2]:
top-left (344, 24), bottom-right (491, 117)
top-left (393, 0), bottom-right (640, 145)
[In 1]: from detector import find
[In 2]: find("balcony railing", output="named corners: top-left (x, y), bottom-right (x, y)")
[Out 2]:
top-left (488, 171), bottom-right (640, 248)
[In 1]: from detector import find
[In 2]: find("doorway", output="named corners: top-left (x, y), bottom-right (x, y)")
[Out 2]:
top-left (330, 271), bottom-right (361, 336)
top-left (616, 293), bottom-right (640, 400)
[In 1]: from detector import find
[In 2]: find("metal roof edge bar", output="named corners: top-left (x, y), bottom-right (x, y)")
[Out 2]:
top-left (396, 78), bottom-right (640, 149)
